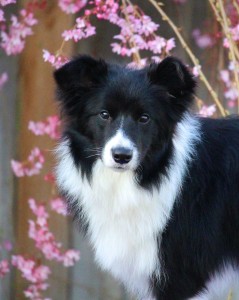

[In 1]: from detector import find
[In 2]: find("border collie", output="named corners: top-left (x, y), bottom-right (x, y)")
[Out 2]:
top-left (54, 55), bottom-right (239, 300)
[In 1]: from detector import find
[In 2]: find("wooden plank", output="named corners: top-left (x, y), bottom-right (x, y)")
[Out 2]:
top-left (0, 52), bottom-right (18, 300)
top-left (14, 2), bottom-right (74, 299)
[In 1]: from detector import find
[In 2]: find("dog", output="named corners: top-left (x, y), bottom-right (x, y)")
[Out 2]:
top-left (54, 55), bottom-right (239, 300)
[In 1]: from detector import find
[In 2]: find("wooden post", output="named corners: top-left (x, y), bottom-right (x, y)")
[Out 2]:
top-left (0, 49), bottom-right (18, 300)
top-left (15, 2), bottom-right (74, 299)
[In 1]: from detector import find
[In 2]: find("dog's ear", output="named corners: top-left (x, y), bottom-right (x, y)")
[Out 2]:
top-left (147, 56), bottom-right (196, 99)
top-left (54, 55), bottom-right (108, 92)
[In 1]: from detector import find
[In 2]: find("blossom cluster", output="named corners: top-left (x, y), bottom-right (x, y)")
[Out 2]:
top-left (0, 8), bottom-right (37, 55)
top-left (12, 255), bottom-right (51, 300)
top-left (44, 0), bottom-right (176, 68)
top-left (220, 4), bottom-right (239, 109)
top-left (43, 50), bottom-right (69, 69)
top-left (58, 0), bottom-right (87, 14)
top-left (28, 198), bottom-right (79, 267)
top-left (0, 259), bottom-right (10, 278)
top-left (50, 198), bottom-right (68, 216)
top-left (11, 147), bottom-right (45, 177)
top-left (28, 116), bottom-right (61, 140)
top-left (0, 240), bottom-right (12, 278)
top-left (198, 104), bottom-right (216, 117)
top-left (109, 5), bottom-right (175, 62)
top-left (62, 17), bottom-right (96, 42)
top-left (191, 3), bottom-right (239, 110)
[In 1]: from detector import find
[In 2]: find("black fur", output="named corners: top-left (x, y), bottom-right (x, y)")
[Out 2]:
top-left (154, 117), bottom-right (239, 299)
top-left (54, 55), bottom-right (239, 299)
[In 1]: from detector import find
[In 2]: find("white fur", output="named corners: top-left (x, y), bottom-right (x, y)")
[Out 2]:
top-left (55, 113), bottom-right (200, 299)
top-left (102, 129), bottom-right (138, 170)
top-left (189, 264), bottom-right (239, 300)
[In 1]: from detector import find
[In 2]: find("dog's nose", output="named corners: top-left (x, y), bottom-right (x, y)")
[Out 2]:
top-left (112, 147), bottom-right (133, 164)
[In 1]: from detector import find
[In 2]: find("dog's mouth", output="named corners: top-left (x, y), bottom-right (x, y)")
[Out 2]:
top-left (105, 163), bottom-right (132, 172)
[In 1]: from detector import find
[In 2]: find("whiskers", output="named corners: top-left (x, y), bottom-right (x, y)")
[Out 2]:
top-left (84, 147), bottom-right (102, 159)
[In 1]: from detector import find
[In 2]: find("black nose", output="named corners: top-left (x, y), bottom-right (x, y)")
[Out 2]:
top-left (112, 147), bottom-right (133, 164)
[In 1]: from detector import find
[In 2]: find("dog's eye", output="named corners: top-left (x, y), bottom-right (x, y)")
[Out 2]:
top-left (100, 110), bottom-right (110, 120)
top-left (139, 114), bottom-right (150, 124)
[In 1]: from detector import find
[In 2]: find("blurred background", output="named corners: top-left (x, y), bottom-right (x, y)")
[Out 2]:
top-left (0, 0), bottom-right (233, 299)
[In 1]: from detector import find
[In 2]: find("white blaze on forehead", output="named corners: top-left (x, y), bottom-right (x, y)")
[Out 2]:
top-left (102, 129), bottom-right (139, 169)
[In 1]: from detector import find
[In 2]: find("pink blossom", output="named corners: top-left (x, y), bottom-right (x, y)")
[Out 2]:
top-left (151, 56), bottom-right (161, 63)
top-left (0, 72), bottom-right (8, 89)
top-left (44, 173), bottom-right (55, 184)
top-left (11, 147), bottom-right (45, 177)
top-left (50, 198), bottom-right (68, 216)
top-left (225, 87), bottom-right (239, 100)
top-left (58, 0), bottom-right (87, 14)
top-left (228, 100), bottom-right (236, 108)
top-left (33, 265), bottom-right (51, 282)
top-left (192, 65), bottom-right (201, 77)
top-left (0, 259), bottom-right (10, 278)
top-left (199, 105), bottom-right (216, 117)
top-left (29, 198), bottom-right (49, 226)
top-left (165, 38), bottom-right (176, 53)
top-left (136, 15), bottom-right (159, 36)
top-left (111, 42), bottom-right (135, 56)
top-left (223, 37), bottom-right (230, 48)
top-left (228, 61), bottom-right (237, 71)
top-left (24, 283), bottom-right (50, 300)
top-left (62, 249), bottom-right (80, 267)
top-left (192, 29), bottom-right (215, 49)
top-left (220, 68), bottom-right (239, 105)
top-left (3, 240), bottom-right (13, 251)
top-left (232, 25), bottom-right (239, 40)
top-left (0, 0), bottom-right (16, 6)
top-left (28, 115), bottom-right (61, 140)
top-left (148, 36), bottom-right (166, 54)
top-left (220, 70), bottom-right (230, 86)
top-left (0, 9), bottom-right (5, 22)
top-left (42, 50), bottom-right (69, 69)
top-left (127, 58), bottom-right (148, 69)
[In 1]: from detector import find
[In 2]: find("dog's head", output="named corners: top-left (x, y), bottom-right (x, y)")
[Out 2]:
top-left (54, 55), bottom-right (195, 173)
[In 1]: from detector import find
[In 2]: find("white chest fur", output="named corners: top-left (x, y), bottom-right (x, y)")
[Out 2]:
top-left (55, 114), bottom-right (200, 299)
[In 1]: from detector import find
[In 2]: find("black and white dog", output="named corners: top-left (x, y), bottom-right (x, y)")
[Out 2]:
top-left (54, 55), bottom-right (239, 300)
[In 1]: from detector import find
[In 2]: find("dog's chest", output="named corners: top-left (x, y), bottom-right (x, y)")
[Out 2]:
top-left (78, 161), bottom-right (163, 291)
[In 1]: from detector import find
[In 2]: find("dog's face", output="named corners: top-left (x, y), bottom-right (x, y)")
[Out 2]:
top-left (54, 56), bottom-right (195, 173)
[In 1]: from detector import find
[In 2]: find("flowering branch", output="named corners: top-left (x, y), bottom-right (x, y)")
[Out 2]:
top-left (121, 0), bottom-right (142, 64)
top-left (209, 0), bottom-right (239, 112)
top-left (147, 0), bottom-right (227, 117)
